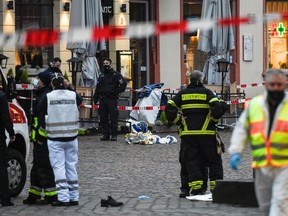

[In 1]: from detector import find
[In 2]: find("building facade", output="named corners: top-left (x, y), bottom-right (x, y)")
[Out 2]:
top-left (0, 0), bottom-right (285, 97)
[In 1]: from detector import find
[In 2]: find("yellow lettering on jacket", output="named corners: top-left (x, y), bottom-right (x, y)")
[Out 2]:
top-left (182, 94), bottom-right (207, 101)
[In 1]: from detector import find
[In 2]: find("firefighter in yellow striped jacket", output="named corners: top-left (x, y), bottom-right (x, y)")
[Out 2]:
top-left (163, 70), bottom-right (227, 197)
top-left (229, 69), bottom-right (288, 216)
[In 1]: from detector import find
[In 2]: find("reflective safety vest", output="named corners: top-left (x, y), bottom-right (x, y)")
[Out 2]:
top-left (46, 90), bottom-right (79, 138)
top-left (247, 95), bottom-right (288, 168)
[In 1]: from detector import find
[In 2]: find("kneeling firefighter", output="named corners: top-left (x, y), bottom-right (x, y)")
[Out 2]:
top-left (161, 70), bottom-right (227, 196)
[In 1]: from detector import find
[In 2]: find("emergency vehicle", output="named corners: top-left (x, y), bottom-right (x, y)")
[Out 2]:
top-left (0, 67), bottom-right (30, 197)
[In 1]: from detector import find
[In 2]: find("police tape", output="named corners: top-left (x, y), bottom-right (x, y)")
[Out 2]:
top-left (0, 13), bottom-right (288, 48)
top-left (237, 82), bottom-right (266, 89)
top-left (80, 98), bottom-right (247, 110)
top-left (16, 84), bottom-right (35, 90)
top-left (80, 104), bottom-right (166, 110)
top-left (16, 96), bottom-right (35, 100)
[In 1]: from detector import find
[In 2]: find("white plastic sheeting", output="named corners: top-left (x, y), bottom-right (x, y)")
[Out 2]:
top-left (130, 90), bottom-right (162, 125)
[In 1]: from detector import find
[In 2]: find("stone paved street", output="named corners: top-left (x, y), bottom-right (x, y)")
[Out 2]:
top-left (0, 130), bottom-right (262, 216)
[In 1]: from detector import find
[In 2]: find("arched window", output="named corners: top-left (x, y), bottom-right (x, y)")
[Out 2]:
top-left (15, 0), bottom-right (54, 68)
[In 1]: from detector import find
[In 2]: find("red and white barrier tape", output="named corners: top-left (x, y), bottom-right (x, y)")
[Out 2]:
top-left (16, 84), bottom-right (35, 90)
top-left (1, 14), bottom-right (288, 48)
top-left (16, 96), bottom-right (35, 100)
top-left (237, 82), bottom-right (266, 89)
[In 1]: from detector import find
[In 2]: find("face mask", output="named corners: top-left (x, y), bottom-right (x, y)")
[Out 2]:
top-left (267, 90), bottom-right (285, 103)
top-left (32, 79), bottom-right (40, 88)
top-left (103, 65), bottom-right (110, 72)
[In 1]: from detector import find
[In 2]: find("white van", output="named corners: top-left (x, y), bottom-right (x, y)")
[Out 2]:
top-left (0, 67), bottom-right (30, 197)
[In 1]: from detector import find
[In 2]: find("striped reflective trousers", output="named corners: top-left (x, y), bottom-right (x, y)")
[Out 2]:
top-left (47, 139), bottom-right (79, 202)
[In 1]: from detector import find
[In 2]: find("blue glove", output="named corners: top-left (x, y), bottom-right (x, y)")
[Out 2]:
top-left (230, 153), bottom-right (241, 170)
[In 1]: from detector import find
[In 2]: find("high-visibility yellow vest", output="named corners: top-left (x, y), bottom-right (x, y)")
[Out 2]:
top-left (247, 96), bottom-right (288, 168)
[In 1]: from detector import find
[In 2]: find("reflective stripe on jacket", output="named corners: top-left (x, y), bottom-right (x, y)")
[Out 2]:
top-left (164, 85), bottom-right (223, 136)
top-left (46, 90), bottom-right (79, 138)
top-left (247, 95), bottom-right (288, 168)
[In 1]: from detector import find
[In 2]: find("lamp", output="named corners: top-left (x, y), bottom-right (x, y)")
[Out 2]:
top-left (0, 54), bottom-right (9, 69)
top-left (216, 58), bottom-right (230, 130)
top-left (67, 57), bottom-right (83, 90)
top-left (216, 58), bottom-right (229, 97)
top-left (120, 4), bottom-right (126, 13)
top-left (7, 1), bottom-right (13, 10)
top-left (63, 2), bottom-right (70, 12)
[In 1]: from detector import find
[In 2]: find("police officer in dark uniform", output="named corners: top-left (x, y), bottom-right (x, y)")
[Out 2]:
top-left (163, 70), bottom-right (227, 196)
top-left (23, 70), bottom-right (57, 205)
top-left (93, 58), bottom-right (127, 141)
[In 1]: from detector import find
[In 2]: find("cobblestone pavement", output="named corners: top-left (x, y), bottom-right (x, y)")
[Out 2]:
top-left (0, 130), bottom-right (262, 216)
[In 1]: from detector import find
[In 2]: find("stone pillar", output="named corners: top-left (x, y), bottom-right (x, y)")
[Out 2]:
top-left (54, 0), bottom-right (71, 74)
top-left (158, 0), bottom-right (181, 89)
top-left (0, 0), bottom-right (15, 72)
top-left (109, 0), bottom-right (130, 69)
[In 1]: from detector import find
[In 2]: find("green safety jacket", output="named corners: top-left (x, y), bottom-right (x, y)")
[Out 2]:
top-left (163, 83), bottom-right (227, 136)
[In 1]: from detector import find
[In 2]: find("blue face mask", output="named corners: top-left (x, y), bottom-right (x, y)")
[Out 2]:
top-left (32, 79), bottom-right (40, 88)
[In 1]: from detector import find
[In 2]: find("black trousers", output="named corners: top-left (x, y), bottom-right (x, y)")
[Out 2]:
top-left (99, 98), bottom-right (119, 137)
top-left (0, 137), bottom-right (10, 202)
top-left (180, 135), bottom-right (223, 191)
top-left (29, 140), bottom-right (56, 198)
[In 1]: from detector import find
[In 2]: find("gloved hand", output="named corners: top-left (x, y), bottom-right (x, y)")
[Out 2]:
top-left (230, 153), bottom-right (241, 170)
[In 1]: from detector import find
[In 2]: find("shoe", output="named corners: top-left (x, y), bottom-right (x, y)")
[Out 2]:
top-left (179, 190), bottom-right (189, 198)
top-left (190, 190), bottom-right (205, 196)
top-left (70, 201), bottom-right (79, 206)
top-left (2, 201), bottom-right (14, 207)
top-left (23, 196), bottom-right (39, 205)
top-left (101, 196), bottom-right (123, 207)
top-left (50, 200), bottom-right (70, 207)
top-left (100, 135), bottom-right (110, 141)
top-left (110, 136), bottom-right (117, 141)
top-left (35, 199), bottom-right (50, 205)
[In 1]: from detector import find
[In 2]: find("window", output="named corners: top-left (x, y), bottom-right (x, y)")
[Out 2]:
top-left (266, 1), bottom-right (288, 69)
top-left (15, 0), bottom-right (54, 68)
top-left (183, 1), bottom-right (206, 74)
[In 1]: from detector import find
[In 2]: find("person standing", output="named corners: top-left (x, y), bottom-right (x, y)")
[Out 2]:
top-left (44, 57), bottom-right (62, 74)
top-left (23, 71), bottom-right (57, 205)
top-left (163, 70), bottom-right (226, 196)
top-left (0, 88), bottom-right (15, 206)
top-left (38, 73), bottom-right (82, 206)
top-left (93, 58), bottom-right (127, 141)
top-left (229, 69), bottom-right (288, 216)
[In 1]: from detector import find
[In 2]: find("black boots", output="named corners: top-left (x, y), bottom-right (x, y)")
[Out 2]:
top-left (50, 200), bottom-right (70, 207)
top-left (101, 196), bottom-right (123, 207)
top-left (100, 135), bottom-right (117, 141)
top-left (179, 189), bottom-right (189, 198)
top-left (100, 135), bottom-right (110, 141)
top-left (110, 136), bottom-right (117, 141)
top-left (1, 200), bottom-right (14, 207)
top-left (23, 195), bottom-right (40, 205)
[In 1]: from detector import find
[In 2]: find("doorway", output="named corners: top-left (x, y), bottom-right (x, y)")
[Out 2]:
top-left (130, 0), bottom-right (149, 89)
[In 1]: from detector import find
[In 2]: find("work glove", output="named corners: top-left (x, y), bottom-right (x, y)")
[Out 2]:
top-left (230, 153), bottom-right (241, 170)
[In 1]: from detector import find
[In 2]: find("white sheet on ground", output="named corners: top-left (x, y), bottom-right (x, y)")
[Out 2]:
top-left (186, 193), bottom-right (212, 202)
